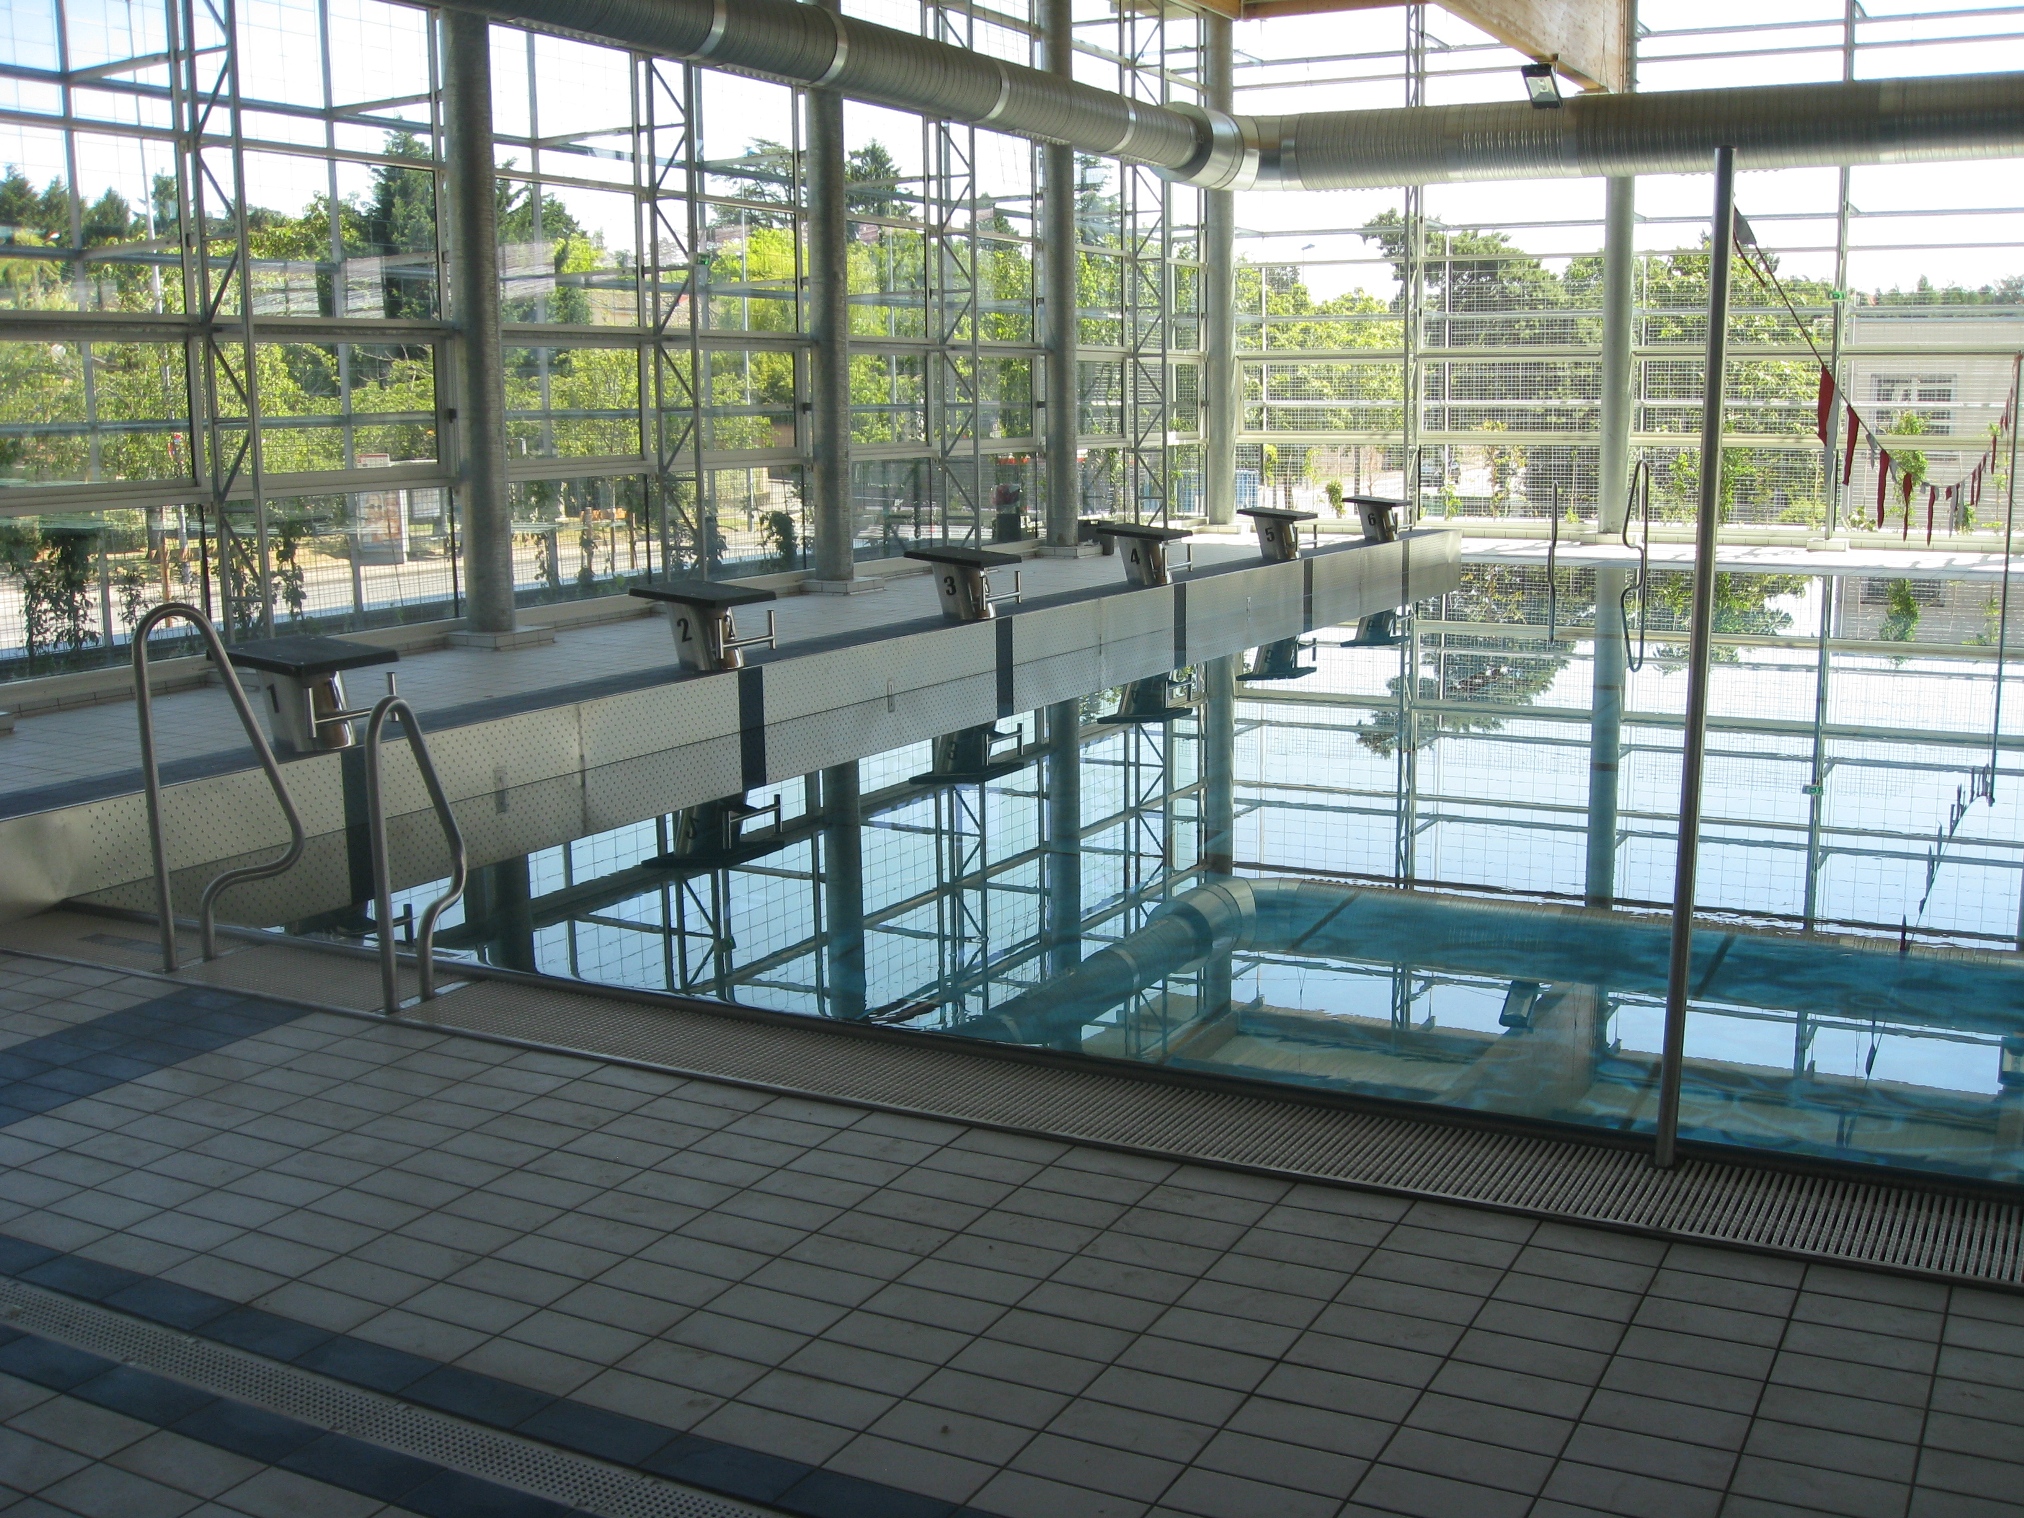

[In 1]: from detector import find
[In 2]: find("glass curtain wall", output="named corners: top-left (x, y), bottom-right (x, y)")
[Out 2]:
top-left (0, 0), bottom-right (1202, 676)
top-left (1233, 2), bottom-right (2024, 535)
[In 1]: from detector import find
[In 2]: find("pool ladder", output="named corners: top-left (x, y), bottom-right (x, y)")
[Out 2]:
top-left (134, 604), bottom-right (467, 1015)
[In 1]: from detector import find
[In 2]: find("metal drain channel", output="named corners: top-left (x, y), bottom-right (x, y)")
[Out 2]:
top-left (0, 1278), bottom-right (772, 1518)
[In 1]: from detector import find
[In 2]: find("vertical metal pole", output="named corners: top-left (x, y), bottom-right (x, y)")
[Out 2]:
top-left (1803, 574), bottom-right (1834, 927)
top-left (1040, 0), bottom-right (1079, 548)
top-left (806, 0), bottom-right (854, 583)
top-left (443, 10), bottom-right (514, 634)
top-left (1400, 6), bottom-right (1424, 523)
top-left (1588, 176), bottom-right (1636, 906)
top-left (1044, 699), bottom-right (1084, 977)
top-left (1654, 145), bottom-right (1736, 1171)
top-left (2000, 356), bottom-right (2022, 945)
top-left (1201, 655), bottom-right (1236, 1015)
top-left (1201, 15), bottom-right (1235, 528)
top-left (821, 762), bottom-right (867, 1019)
top-left (1995, 353), bottom-right (2020, 787)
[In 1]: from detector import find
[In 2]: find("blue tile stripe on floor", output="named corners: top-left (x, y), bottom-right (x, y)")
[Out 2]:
top-left (0, 1322), bottom-right (588, 1518)
top-left (0, 987), bottom-right (995, 1514)
top-left (0, 986), bottom-right (312, 1127)
top-left (0, 1235), bottom-right (994, 1515)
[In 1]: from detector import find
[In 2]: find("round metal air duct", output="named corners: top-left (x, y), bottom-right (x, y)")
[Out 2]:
top-left (1178, 72), bottom-right (2024, 191)
top-left (460, 2), bottom-right (2024, 191)
top-left (462, 0), bottom-right (1206, 170)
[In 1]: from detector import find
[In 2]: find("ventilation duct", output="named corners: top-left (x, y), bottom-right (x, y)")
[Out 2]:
top-left (465, 0), bottom-right (1203, 170)
top-left (459, 1), bottom-right (2024, 192)
top-left (1200, 72), bottom-right (2024, 191)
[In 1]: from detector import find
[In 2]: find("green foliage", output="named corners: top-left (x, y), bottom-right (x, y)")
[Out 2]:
top-left (1881, 578), bottom-right (1922, 643)
top-left (0, 521), bottom-right (99, 665)
top-left (759, 508), bottom-right (799, 570)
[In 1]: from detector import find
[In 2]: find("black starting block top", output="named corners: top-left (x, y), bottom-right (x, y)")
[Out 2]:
top-left (1345, 495), bottom-right (1403, 513)
top-left (629, 578), bottom-right (777, 609)
top-left (1092, 521), bottom-right (1191, 542)
top-left (903, 544), bottom-right (1022, 569)
top-left (1239, 506), bottom-right (1318, 523)
top-left (225, 635), bottom-right (397, 679)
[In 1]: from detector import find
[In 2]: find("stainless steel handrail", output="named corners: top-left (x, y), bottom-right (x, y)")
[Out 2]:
top-left (1621, 458), bottom-right (1653, 672)
top-left (1546, 482), bottom-right (1562, 644)
top-left (363, 694), bottom-right (468, 1016)
top-left (133, 603), bottom-right (306, 972)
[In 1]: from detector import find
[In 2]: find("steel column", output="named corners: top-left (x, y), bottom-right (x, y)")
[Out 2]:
top-left (821, 762), bottom-right (867, 1018)
top-left (807, 0), bottom-right (854, 583)
top-left (1041, 0), bottom-right (1079, 547)
top-left (1202, 14), bottom-right (1236, 528)
top-left (443, 10), bottom-right (515, 634)
top-left (1201, 654), bottom-right (1237, 1017)
top-left (1587, 175), bottom-right (1635, 906)
top-left (1045, 699), bottom-right (1084, 977)
top-left (1655, 145), bottom-right (1736, 1170)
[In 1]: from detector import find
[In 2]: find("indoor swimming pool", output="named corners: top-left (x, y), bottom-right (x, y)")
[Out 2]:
top-left (188, 568), bottom-right (2024, 1191)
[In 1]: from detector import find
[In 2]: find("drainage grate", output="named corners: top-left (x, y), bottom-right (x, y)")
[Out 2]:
top-left (0, 1278), bottom-right (772, 1518)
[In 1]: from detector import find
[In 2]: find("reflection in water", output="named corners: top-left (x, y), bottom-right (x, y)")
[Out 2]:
top-left (313, 583), bottom-right (2024, 1188)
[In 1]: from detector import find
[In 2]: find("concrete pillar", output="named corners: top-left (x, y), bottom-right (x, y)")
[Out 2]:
top-left (1041, 0), bottom-right (1079, 549)
top-left (821, 762), bottom-right (867, 1019)
top-left (442, 10), bottom-right (514, 634)
top-left (1587, 176), bottom-right (1636, 906)
top-left (806, 0), bottom-right (855, 585)
top-left (1202, 15), bottom-right (1236, 527)
top-left (1200, 654), bottom-right (1237, 1016)
top-left (1044, 699), bottom-right (1083, 977)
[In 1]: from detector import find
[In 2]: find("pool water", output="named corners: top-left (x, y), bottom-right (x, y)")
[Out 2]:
top-left (292, 614), bottom-right (2024, 1188)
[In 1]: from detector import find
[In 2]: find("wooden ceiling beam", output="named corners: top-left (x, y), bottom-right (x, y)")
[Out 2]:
top-left (1229, 0), bottom-right (1630, 95)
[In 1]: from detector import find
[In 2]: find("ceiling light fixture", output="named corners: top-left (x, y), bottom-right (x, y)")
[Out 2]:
top-left (1521, 62), bottom-right (1562, 109)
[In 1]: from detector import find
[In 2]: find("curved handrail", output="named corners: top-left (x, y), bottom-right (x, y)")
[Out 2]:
top-left (363, 695), bottom-right (469, 1015)
top-left (133, 603), bottom-right (306, 971)
top-left (1545, 481), bottom-right (1562, 644)
top-left (1620, 459), bottom-right (1653, 673)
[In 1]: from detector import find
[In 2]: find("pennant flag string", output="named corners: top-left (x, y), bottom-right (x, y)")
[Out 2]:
top-left (1731, 221), bottom-right (2018, 512)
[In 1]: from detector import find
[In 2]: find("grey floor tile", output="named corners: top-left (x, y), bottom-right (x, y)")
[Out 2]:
top-left (1348, 1461), bottom-right (1535, 1518)
top-left (1558, 1423), bottom-right (1734, 1488)
top-left (1011, 1431), bottom-right (1181, 1502)
top-left (1225, 1394), bottom-right (1393, 1461)
top-left (1377, 1427), bottom-right (1556, 1496)
top-left (1728, 1455), bottom-right (1911, 1518)
top-left (967, 1467), bottom-right (1150, 1518)
top-left (1153, 1466), bottom-right (1340, 1518)
top-left (688, 1400), bottom-right (855, 1465)
top-left (36, 1464), bottom-right (202, 1518)
top-left (1193, 1427), bottom-right (1366, 1497)
top-left (823, 1431), bottom-right (995, 1505)
top-left (1044, 1398), bottom-right (1215, 1466)
top-left (869, 1398), bottom-right (1035, 1465)
top-left (1537, 1461), bottom-right (1723, 1518)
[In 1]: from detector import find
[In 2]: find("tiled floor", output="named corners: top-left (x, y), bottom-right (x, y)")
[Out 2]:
top-left (0, 1362), bottom-right (544, 1518)
top-left (0, 951), bottom-right (2019, 1518)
